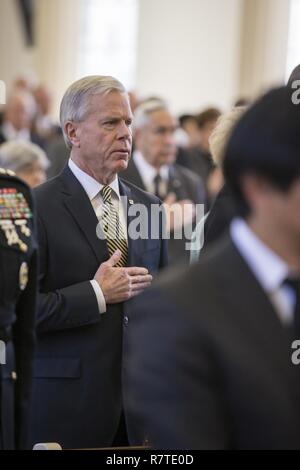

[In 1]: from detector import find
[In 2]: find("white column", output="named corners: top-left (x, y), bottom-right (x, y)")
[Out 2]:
top-left (239, 0), bottom-right (291, 99)
top-left (34, 0), bottom-right (82, 121)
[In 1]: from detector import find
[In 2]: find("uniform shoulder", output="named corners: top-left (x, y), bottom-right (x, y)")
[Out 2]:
top-left (0, 167), bottom-right (26, 187)
top-left (0, 168), bottom-right (34, 204)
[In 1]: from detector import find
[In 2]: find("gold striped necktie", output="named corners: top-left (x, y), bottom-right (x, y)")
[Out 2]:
top-left (101, 185), bottom-right (128, 267)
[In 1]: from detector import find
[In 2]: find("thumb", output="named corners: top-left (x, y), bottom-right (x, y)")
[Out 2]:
top-left (163, 192), bottom-right (177, 206)
top-left (103, 249), bottom-right (122, 268)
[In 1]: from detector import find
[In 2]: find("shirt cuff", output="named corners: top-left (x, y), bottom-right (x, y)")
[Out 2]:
top-left (90, 280), bottom-right (107, 314)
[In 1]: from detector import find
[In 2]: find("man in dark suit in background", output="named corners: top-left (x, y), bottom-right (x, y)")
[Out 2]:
top-left (0, 92), bottom-right (44, 149)
top-left (122, 100), bottom-right (206, 265)
top-left (125, 87), bottom-right (300, 449)
top-left (0, 168), bottom-right (37, 449)
top-left (29, 76), bottom-right (167, 449)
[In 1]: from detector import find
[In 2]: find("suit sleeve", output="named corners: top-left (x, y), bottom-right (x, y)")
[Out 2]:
top-left (36, 215), bottom-right (100, 334)
top-left (13, 245), bottom-right (37, 449)
top-left (126, 286), bottom-right (231, 449)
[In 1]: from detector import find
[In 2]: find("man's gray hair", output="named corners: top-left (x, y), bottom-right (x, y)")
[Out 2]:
top-left (0, 141), bottom-right (49, 172)
top-left (133, 98), bottom-right (169, 130)
top-left (60, 75), bottom-right (126, 148)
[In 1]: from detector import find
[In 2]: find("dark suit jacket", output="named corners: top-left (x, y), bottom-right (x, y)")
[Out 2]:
top-left (121, 159), bottom-right (206, 265)
top-left (0, 172), bottom-right (37, 449)
top-left (125, 235), bottom-right (300, 449)
top-left (29, 165), bottom-right (167, 449)
top-left (203, 183), bottom-right (236, 249)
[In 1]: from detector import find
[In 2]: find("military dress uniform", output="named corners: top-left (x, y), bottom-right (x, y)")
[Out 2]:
top-left (0, 168), bottom-right (37, 450)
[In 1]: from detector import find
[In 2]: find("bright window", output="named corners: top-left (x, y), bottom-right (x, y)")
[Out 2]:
top-left (286, 0), bottom-right (300, 79)
top-left (77, 0), bottom-right (139, 89)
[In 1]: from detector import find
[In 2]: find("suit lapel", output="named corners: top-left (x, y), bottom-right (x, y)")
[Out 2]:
top-left (59, 166), bottom-right (109, 264)
top-left (119, 178), bottom-right (143, 267)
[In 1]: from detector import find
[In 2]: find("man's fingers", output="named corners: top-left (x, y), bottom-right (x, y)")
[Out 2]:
top-left (131, 282), bottom-right (152, 292)
top-left (130, 274), bottom-right (153, 284)
top-left (163, 192), bottom-right (177, 206)
top-left (125, 266), bottom-right (149, 276)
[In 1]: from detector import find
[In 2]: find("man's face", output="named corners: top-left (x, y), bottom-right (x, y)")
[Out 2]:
top-left (136, 110), bottom-right (177, 168)
top-left (70, 91), bottom-right (133, 181)
top-left (269, 178), bottom-right (300, 243)
top-left (245, 174), bottom-right (300, 249)
top-left (6, 96), bottom-right (32, 131)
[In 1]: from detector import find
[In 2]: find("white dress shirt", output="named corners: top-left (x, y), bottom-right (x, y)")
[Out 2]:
top-left (68, 158), bottom-right (128, 314)
top-left (133, 150), bottom-right (169, 196)
top-left (1, 121), bottom-right (31, 142)
top-left (230, 218), bottom-right (296, 326)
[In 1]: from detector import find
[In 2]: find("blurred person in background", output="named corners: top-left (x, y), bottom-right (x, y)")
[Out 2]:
top-left (0, 141), bottom-right (49, 187)
top-left (189, 106), bottom-right (245, 262)
top-left (122, 99), bottom-right (206, 265)
top-left (32, 83), bottom-right (61, 141)
top-left (125, 86), bottom-right (300, 450)
top-left (0, 168), bottom-right (37, 449)
top-left (0, 91), bottom-right (44, 149)
top-left (177, 107), bottom-right (221, 201)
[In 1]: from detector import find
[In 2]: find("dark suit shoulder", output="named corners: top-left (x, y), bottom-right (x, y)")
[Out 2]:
top-left (173, 163), bottom-right (203, 185)
top-left (153, 235), bottom-right (237, 301)
top-left (34, 173), bottom-right (64, 201)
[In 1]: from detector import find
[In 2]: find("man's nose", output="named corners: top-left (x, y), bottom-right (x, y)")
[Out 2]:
top-left (164, 131), bottom-right (175, 146)
top-left (117, 121), bottom-right (132, 139)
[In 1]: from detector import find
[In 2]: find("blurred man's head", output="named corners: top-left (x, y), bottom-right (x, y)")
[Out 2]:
top-left (223, 87), bottom-right (300, 256)
top-left (4, 92), bottom-right (35, 131)
top-left (0, 140), bottom-right (49, 187)
top-left (33, 84), bottom-right (52, 116)
top-left (196, 107), bottom-right (221, 153)
top-left (178, 114), bottom-right (201, 148)
top-left (134, 100), bottom-right (177, 169)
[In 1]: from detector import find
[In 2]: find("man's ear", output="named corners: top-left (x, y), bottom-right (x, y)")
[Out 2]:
top-left (64, 121), bottom-right (80, 148)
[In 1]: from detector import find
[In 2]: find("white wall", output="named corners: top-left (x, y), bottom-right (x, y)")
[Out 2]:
top-left (0, 0), bottom-right (36, 96)
top-left (135, 0), bottom-right (243, 114)
top-left (239, 0), bottom-right (291, 99)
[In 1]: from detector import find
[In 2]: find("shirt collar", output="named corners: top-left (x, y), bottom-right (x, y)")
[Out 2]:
top-left (230, 217), bottom-right (289, 293)
top-left (2, 121), bottom-right (31, 142)
top-left (68, 158), bottom-right (120, 201)
top-left (133, 150), bottom-right (169, 187)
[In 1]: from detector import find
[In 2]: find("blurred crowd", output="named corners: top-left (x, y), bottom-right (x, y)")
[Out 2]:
top-left (0, 76), bottom-right (251, 265)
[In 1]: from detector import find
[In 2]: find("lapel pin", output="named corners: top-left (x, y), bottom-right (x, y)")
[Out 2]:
top-left (128, 199), bottom-right (134, 205)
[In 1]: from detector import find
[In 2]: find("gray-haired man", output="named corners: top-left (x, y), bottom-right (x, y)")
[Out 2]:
top-left (29, 76), bottom-right (167, 449)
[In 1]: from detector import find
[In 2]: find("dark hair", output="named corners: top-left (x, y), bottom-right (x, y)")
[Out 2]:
top-left (196, 108), bottom-right (221, 129)
top-left (178, 114), bottom-right (197, 128)
top-left (287, 64), bottom-right (300, 88)
top-left (223, 86), bottom-right (300, 217)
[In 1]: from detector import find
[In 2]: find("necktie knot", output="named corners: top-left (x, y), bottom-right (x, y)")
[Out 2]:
top-left (101, 185), bottom-right (112, 204)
